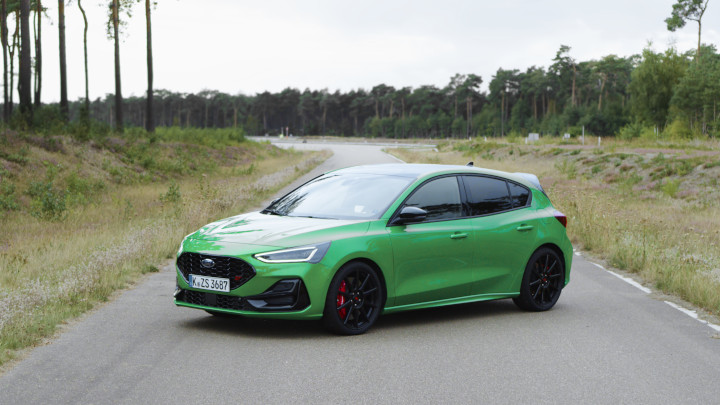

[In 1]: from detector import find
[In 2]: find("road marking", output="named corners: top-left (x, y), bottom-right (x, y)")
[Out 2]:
top-left (384, 152), bottom-right (406, 163)
top-left (664, 301), bottom-right (720, 333)
top-left (590, 262), bottom-right (651, 294)
top-left (588, 260), bottom-right (720, 333)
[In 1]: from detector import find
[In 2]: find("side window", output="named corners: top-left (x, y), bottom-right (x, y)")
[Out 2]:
top-left (403, 176), bottom-right (462, 221)
top-left (462, 176), bottom-right (512, 216)
top-left (508, 182), bottom-right (530, 207)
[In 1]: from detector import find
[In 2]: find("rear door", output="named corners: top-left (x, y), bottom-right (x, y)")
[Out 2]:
top-left (461, 176), bottom-right (538, 295)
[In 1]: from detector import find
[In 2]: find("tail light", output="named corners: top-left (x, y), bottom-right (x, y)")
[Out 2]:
top-left (553, 210), bottom-right (567, 228)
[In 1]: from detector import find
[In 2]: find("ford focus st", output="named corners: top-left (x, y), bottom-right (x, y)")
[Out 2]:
top-left (174, 163), bottom-right (572, 334)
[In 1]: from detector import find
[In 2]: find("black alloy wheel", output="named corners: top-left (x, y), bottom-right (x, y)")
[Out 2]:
top-left (513, 247), bottom-right (564, 311)
top-left (323, 262), bottom-right (383, 335)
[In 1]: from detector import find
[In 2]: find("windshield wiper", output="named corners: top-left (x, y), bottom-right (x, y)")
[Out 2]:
top-left (261, 208), bottom-right (284, 216)
top-left (293, 215), bottom-right (337, 220)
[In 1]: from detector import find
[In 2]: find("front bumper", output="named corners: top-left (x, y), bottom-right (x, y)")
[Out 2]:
top-left (174, 278), bottom-right (311, 314)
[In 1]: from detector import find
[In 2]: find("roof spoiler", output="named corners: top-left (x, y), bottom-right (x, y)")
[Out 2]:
top-left (515, 172), bottom-right (545, 194)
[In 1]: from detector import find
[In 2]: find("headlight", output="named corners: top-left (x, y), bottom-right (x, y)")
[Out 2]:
top-left (254, 242), bottom-right (331, 264)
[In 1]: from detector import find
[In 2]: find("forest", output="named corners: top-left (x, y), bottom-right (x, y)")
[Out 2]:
top-left (1, 0), bottom-right (718, 139)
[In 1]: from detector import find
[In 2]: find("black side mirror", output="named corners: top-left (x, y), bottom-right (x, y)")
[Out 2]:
top-left (389, 206), bottom-right (427, 226)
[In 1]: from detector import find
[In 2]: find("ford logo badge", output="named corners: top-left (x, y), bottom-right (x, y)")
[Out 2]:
top-left (200, 258), bottom-right (215, 268)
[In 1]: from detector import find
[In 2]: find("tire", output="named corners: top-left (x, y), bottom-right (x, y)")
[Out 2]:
top-left (323, 262), bottom-right (384, 335)
top-left (513, 247), bottom-right (564, 311)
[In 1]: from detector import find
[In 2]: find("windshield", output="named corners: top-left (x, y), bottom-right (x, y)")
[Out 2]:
top-left (263, 173), bottom-right (414, 220)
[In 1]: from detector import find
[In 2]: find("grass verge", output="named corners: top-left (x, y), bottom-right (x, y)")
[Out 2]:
top-left (0, 131), bottom-right (328, 367)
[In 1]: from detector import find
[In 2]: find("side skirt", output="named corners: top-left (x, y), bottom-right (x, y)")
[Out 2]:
top-left (382, 292), bottom-right (520, 315)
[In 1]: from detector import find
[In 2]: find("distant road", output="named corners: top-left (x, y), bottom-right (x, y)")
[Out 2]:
top-left (1, 139), bottom-right (719, 404)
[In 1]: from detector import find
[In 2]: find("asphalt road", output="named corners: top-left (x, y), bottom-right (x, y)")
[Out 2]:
top-left (1, 140), bottom-right (719, 404)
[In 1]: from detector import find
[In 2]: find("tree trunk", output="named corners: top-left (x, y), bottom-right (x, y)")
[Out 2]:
top-left (322, 105), bottom-right (327, 135)
top-left (33, 0), bottom-right (40, 108)
top-left (571, 63), bottom-right (576, 107)
top-left (500, 90), bottom-right (505, 137)
top-left (78, 0), bottom-right (89, 115)
top-left (697, 19), bottom-right (702, 60)
top-left (18, 0), bottom-right (31, 121)
top-left (58, 0), bottom-right (68, 120)
top-left (145, 0), bottom-right (154, 132)
top-left (401, 96), bottom-right (406, 138)
top-left (112, 0), bottom-right (123, 132)
top-left (1, 0), bottom-right (9, 121)
top-left (9, 12), bottom-right (18, 116)
top-left (598, 75), bottom-right (606, 112)
top-left (466, 96), bottom-right (471, 138)
top-left (204, 101), bottom-right (208, 127)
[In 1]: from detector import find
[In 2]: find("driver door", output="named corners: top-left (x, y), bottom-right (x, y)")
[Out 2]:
top-left (387, 175), bottom-right (476, 306)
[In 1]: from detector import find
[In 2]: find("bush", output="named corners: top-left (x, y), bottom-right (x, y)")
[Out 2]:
top-left (159, 181), bottom-right (181, 204)
top-left (66, 170), bottom-right (106, 206)
top-left (661, 179), bottom-right (682, 198)
top-left (32, 106), bottom-right (66, 135)
top-left (154, 127), bottom-right (245, 147)
top-left (618, 122), bottom-right (643, 140)
top-left (27, 181), bottom-right (67, 221)
top-left (555, 158), bottom-right (578, 179)
top-left (0, 180), bottom-right (19, 212)
top-left (26, 163), bottom-right (68, 221)
top-left (662, 118), bottom-right (695, 139)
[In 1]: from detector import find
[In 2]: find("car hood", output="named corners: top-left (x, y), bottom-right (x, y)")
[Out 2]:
top-left (187, 211), bottom-right (370, 247)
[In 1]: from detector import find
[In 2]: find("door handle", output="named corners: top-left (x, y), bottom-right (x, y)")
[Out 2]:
top-left (450, 232), bottom-right (468, 239)
top-left (516, 224), bottom-right (534, 232)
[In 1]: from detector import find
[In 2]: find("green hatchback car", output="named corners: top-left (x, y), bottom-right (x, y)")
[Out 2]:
top-left (174, 163), bottom-right (572, 334)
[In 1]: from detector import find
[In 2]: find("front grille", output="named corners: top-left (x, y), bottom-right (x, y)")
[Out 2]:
top-left (181, 290), bottom-right (246, 310)
top-left (177, 252), bottom-right (256, 290)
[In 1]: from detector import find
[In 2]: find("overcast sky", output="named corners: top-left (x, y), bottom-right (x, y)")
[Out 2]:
top-left (30, 0), bottom-right (720, 102)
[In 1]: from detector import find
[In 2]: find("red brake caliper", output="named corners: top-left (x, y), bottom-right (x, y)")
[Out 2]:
top-left (337, 280), bottom-right (347, 319)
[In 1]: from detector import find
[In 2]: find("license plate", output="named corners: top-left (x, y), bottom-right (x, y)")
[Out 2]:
top-left (189, 274), bottom-right (230, 292)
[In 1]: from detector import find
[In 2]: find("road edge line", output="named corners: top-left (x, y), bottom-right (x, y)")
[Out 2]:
top-left (589, 262), bottom-right (651, 294)
top-left (664, 301), bottom-right (720, 333)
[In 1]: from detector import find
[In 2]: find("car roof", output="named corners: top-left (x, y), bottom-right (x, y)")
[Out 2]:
top-left (328, 163), bottom-right (536, 189)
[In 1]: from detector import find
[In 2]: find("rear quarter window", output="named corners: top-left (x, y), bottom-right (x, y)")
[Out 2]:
top-left (508, 182), bottom-right (531, 207)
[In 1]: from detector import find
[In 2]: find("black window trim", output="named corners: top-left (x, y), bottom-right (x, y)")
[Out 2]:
top-left (458, 174), bottom-right (533, 219)
top-left (387, 173), bottom-right (533, 226)
top-left (387, 174), bottom-right (467, 226)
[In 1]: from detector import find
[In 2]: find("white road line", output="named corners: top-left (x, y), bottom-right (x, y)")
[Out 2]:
top-left (384, 151), bottom-right (406, 163)
top-left (664, 301), bottom-right (720, 333)
top-left (590, 262), bottom-right (652, 294)
top-left (588, 260), bottom-right (720, 333)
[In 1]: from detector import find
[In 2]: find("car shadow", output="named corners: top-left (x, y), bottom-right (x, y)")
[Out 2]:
top-left (177, 299), bottom-right (529, 339)
top-left (374, 299), bottom-right (521, 331)
top-left (179, 315), bottom-right (326, 339)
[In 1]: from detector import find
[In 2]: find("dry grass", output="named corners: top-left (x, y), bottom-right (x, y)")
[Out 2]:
top-left (0, 134), bottom-right (328, 366)
top-left (387, 138), bottom-right (720, 319)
